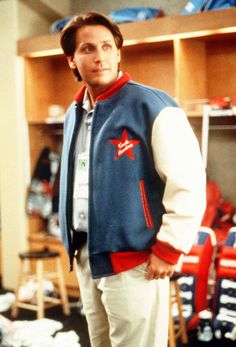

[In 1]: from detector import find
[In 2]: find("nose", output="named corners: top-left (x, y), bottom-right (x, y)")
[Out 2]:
top-left (94, 47), bottom-right (105, 62)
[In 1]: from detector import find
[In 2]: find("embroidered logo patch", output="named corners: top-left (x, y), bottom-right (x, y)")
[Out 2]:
top-left (109, 129), bottom-right (140, 160)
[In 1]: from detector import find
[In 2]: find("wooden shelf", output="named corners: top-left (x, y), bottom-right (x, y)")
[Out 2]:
top-left (18, 8), bottom-right (236, 57)
top-left (18, 8), bottom-right (236, 118)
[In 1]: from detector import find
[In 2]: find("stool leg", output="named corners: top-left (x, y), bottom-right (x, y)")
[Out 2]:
top-left (36, 259), bottom-right (44, 319)
top-left (11, 258), bottom-right (24, 318)
top-left (174, 281), bottom-right (188, 344)
top-left (168, 282), bottom-right (176, 347)
top-left (56, 258), bottom-right (71, 315)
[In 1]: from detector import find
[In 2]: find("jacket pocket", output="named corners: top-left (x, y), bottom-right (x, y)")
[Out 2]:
top-left (139, 180), bottom-right (154, 229)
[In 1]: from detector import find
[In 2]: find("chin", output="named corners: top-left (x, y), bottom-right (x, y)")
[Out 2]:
top-left (93, 76), bottom-right (115, 88)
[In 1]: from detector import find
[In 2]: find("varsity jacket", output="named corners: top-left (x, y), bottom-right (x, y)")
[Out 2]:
top-left (59, 72), bottom-right (206, 279)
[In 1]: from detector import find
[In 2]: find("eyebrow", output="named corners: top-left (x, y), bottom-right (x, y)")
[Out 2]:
top-left (79, 40), bottom-right (113, 47)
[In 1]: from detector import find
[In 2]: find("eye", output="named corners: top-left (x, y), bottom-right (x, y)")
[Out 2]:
top-left (102, 43), bottom-right (112, 51)
top-left (80, 44), bottom-right (94, 53)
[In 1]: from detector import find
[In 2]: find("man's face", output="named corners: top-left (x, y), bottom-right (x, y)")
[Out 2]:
top-left (68, 25), bottom-right (121, 93)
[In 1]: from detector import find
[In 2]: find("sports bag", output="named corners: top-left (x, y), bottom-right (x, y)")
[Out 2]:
top-left (109, 7), bottom-right (163, 23)
top-left (182, 0), bottom-right (236, 14)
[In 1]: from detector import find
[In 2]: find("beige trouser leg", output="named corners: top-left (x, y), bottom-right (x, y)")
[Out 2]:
top-left (76, 244), bottom-right (169, 347)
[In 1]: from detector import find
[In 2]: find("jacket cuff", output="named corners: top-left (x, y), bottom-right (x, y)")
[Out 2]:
top-left (151, 240), bottom-right (182, 265)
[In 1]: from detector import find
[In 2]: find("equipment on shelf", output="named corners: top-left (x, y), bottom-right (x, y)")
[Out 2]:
top-left (213, 227), bottom-right (236, 341)
top-left (179, 227), bottom-right (216, 330)
top-left (181, 0), bottom-right (236, 14)
top-left (26, 147), bottom-right (60, 219)
top-left (109, 7), bottom-right (163, 23)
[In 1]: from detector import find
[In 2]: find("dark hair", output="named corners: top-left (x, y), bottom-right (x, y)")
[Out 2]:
top-left (60, 12), bottom-right (123, 81)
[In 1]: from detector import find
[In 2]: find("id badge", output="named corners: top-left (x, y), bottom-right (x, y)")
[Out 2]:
top-left (74, 152), bottom-right (89, 199)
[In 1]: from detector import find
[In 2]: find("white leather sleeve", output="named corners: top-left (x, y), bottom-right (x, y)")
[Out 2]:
top-left (151, 106), bottom-right (206, 254)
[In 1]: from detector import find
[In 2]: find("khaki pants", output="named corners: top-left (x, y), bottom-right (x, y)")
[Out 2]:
top-left (75, 244), bottom-right (169, 347)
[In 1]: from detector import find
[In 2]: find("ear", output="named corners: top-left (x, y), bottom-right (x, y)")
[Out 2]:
top-left (67, 56), bottom-right (76, 69)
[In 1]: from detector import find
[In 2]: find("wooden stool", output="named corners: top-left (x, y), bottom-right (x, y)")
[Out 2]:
top-left (169, 272), bottom-right (188, 347)
top-left (11, 248), bottom-right (71, 319)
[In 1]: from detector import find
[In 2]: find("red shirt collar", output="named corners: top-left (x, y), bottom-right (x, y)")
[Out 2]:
top-left (74, 72), bottom-right (131, 103)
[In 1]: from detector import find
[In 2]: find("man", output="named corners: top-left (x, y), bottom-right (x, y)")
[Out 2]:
top-left (59, 12), bottom-right (206, 347)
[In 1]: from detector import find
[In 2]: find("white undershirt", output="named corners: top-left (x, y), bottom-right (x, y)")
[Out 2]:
top-left (72, 90), bottom-right (93, 232)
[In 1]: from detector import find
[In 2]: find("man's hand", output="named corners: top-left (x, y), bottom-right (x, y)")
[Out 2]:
top-left (146, 252), bottom-right (175, 280)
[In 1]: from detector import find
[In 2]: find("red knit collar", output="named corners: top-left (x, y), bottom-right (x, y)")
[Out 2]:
top-left (74, 72), bottom-right (131, 103)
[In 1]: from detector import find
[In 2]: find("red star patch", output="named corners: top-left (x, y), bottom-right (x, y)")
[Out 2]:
top-left (109, 129), bottom-right (140, 160)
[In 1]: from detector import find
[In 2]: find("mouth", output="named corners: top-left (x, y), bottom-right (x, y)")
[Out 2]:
top-left (93, 67), bottom-right (109, 73)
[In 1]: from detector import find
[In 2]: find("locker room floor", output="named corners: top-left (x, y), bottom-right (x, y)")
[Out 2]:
top-left (1, 294), bottom-right (235, 347)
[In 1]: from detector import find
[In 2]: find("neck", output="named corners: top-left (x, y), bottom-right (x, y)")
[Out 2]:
top-left (87, 84), bottom-right (114, 106)
top-left (86, 86), bottom-right (104, 108)
top-left (86, 89), bottom-right (96, 108)
top-left (75, 72), bottom-right (131, 104)
top-left (86, 73), bottom-right (120, 107)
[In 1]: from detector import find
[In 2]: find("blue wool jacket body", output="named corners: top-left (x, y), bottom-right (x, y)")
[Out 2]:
top-left (59, 76), bottom-right (180, 278)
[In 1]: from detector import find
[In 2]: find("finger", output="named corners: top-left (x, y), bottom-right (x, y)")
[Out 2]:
top-left (166, 268), bottom-right (175, 277)
top-left (146, 266), bottom-right (156, 280)
top-left (154, 271), bottom-right (165, 280)
top-left (146, 270), bottom-right (155, 280)
top-left (159, 273), bottom-right (165, 279)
